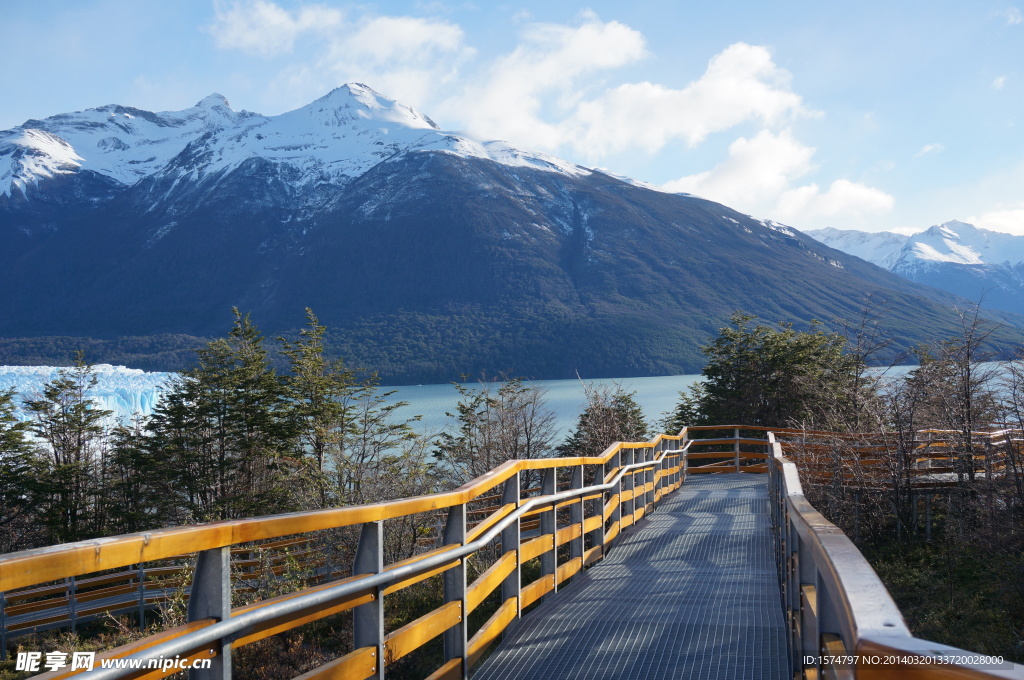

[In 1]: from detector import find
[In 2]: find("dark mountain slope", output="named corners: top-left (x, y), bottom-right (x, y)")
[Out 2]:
top-left (2, 88), bottom-right (1021, 382)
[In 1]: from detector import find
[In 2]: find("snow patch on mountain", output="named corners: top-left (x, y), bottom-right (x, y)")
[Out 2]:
top-left (805, 221), bottom-right (1024, 315)
top-left (761, 219), bottom-right (797, 236)
top-left (809, 221), bottom-right (1024, 272)
top-left (805, 227), bottom-right (909, 269)
top-left (0, 83), bottom-right (590, 200)
top-left (0, 365), bottom-right (173, 423)
top-left (0, 95), bottom-right (254, 197)
top-left (900, 220), bottom-right (1024, 268)
top-left (0, 129), bottom-right (84, 194)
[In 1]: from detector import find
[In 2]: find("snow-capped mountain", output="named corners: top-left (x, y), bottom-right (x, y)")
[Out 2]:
top-left (1, 87), bottom-right (1021, 381)
top-left (1, 84), bottom-right (585, 208)
top-left (808, 221), bottom-right (1024, 315)
top-left (803, 227), bottom-right (909, 269)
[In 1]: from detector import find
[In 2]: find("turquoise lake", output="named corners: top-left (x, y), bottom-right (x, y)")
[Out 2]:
top-left (381, 374), bottom-right (704, 439)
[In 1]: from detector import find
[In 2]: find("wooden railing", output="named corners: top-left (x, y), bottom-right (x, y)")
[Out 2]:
top-left (4, 425), bottom-right (1022, 680)
top-left (768, 432), bottom-right (1021, 680)
top-left (776, 428), bottom-right (1019, 481)
top-left (0, 538), bottom-right (327, 652)
top-left (0, 433), bottom-right (689, 679)
top-left (682, 424), bottom-right (774, 472)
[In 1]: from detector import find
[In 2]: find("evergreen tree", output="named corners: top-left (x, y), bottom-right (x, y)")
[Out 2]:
top-left (0, 388), bottom-right (44, 551)
top-left (148, 310), bottom-right (297, 520)
top-left (281, 309), bottom-right (359, 507)
top-left (104, 418), bottom-right (172, 534)
top-left (24, 355), bottom-right (112, 543)
top-left (667, 312), bottom-right (861, 428)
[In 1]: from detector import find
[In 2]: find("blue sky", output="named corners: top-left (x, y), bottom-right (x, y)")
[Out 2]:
top-left (4, 1), bottom-right (1024, 234)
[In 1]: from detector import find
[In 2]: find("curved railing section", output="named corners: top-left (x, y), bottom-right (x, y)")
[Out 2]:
top-left (5, 425), bottom-right (1022, 679)
top-left (767, 431), bottom-right (1021, 679)
top-left (0, 433), bottom-right (690, 680)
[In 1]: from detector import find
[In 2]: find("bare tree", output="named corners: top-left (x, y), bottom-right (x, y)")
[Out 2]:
top-left (434, 377), bottom-right (556, 485)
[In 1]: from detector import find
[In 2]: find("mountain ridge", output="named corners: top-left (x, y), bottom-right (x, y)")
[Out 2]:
top-left (807, 221), bottom-right (1024, 317)
top-left (2, 87), bottom-right (1022, 382)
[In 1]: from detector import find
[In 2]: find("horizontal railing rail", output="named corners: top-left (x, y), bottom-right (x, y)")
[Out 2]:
top-left (1, 432), bottom-right (689, 680)
top-left (774, 427), bottom-right (1021, 489)
top-left (1, 538), bottom-right (334, 648)
top-left (767, 431), bottom-right (1021, 679)
top-left (8, 423), bottom-right (1020, 680)
top-left (71, 459), bottom-right (667, 680)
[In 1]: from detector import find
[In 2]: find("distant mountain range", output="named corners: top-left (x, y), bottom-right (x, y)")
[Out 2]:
top-left (807, 221), bottom-right (1024, 316)
top-left (2, 85), bottom-right (1022, 382)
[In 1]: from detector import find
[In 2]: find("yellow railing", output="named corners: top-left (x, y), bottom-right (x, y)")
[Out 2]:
top-left (768, 432), bottom-right (1020, 680)
top-left (4, 425), bottom-right (1021, 680)
top-left (0, 433), bottom-right (688, 679)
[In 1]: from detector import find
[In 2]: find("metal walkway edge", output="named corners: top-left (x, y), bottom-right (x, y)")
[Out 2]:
top-left (473, 473), bottom-right (788, 680)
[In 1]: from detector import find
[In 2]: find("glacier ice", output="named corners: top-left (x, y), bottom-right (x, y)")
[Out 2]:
top-left (0, 364), bottom-right (173, 424)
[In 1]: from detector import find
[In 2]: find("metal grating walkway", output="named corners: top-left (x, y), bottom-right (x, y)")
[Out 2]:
top-left (473, 473), bottom-right (788, 680)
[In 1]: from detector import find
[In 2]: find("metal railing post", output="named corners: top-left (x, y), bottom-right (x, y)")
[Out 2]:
top-left (68, 576), bottom-right (79, 634)
top-left (540, 468), bottom-right (557, 597)
top-left (442, 504), bottom-right (468, 678)
top-left (644, 446), bottom-right (655, 510)
top-left (798, 535), bottom-right (819, 677)
top-left (608, 449), bottom-right (622, 550)
top-left (787, 527), bottom-right (801, 679)
top-left (653, 440), bottom-right (663, 501)
top-left (622, 448), bottom-right (635, 523)
top-left (734, 427), bottom-right (741, 472)
top-left (137, 563), bottom-right (146, 631)
top-left (353, 522), bottom-right (384, 680)
top-left (188, 547), bottom-right (231, 680)
top-left (500, 473), bottom-right (522, 620)
top-left (590, 467), bottom-right (606, 559)
top-left (816, 568), bottom-right (844, 659)
top-left (568, 465), bottom-right (584, 583)
top-left (1, 590), bottom-right (6, 659)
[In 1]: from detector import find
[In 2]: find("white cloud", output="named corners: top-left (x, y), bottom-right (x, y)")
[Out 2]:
top-left (320, 16), bottom-right (475, 106)
top-left (967, 208), bottom-right (1024, 235)
top-left (997, 6), bottom-right (1023, 24)
top-left (993, 76), bottom-right (1008, 89)
top-left (208, 8), bottom-right (811, 165)
top-left (207, 0), bottom-right (343, 57)
top-left (339, 16), bottom-right (468, 65)
top-left (438, 11), bottom-right (648, 151)
top-left (914, 143), bottom-right (944, 157)
top-left (776, 180), bottom-right (894, 222)
top-left (664, 129), bottom-right (813, 205)
top-left (664, 129), bottom-right (893, 226)
top-left (209, 1), bottom-right (474, 113)
top-left (205, 5), bottom-right (889, 229)
top-left (563, 43), bottom-right (812, 158)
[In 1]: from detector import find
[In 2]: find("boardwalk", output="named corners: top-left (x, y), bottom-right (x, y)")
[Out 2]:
top-left (473, 473), bottom-right (788, 680)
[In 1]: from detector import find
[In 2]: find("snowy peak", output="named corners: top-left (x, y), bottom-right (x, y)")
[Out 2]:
top-left (808, 221), bottom-right (1024, 271)
top-left (1, 84), bottom-right (589, 200)
top-left (195, 93), bottom-right (231, 109)
top-left (300, 83), bottom-right (440, 131)
top-left (805, 227), bottom-right (909, 269)
top-left (901, 220), bottom-right (1024, 268)
top-left (0, 95), bottom-right (255, 196)
top-left (902, 220), bottom-right (1024, 267)
top-left (0, 128), bottom-right (84, 194)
